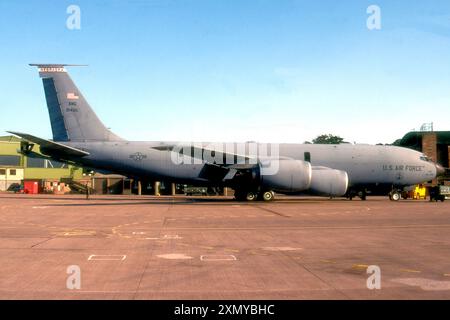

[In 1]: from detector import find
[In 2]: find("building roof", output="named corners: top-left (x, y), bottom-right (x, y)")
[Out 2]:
top-left (397, 131), bottom-right (450, 149)
top-left (0, 135), bottom-right (22, 143)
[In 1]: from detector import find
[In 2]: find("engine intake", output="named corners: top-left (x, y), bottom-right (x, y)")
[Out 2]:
top-left (260, 159), bottom-right (312, 193)
top-left (309, 166), bottom-right (348, 196)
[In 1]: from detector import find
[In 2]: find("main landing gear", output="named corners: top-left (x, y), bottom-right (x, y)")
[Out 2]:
top-left (261, 190), bottom-right (275, 201)
top-left (234, 190), bottom-right (275, 202)
top-left (346, 189), bottom-right (367, 201)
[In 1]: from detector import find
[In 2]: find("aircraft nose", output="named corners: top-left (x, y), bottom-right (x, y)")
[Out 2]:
top-left (436, 163), bottom-right (445, 177)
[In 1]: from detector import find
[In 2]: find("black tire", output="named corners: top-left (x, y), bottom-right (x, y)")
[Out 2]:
top-left (358, 191), bottom-right (367, 201)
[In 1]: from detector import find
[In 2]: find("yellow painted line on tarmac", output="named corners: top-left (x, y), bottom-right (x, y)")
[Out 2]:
top-left (321, 260), bottom-right (337, 264)
top-left (400, 269), bottom-right (421, 273)
top-left (199, 246), bottom-right (215, 250)
top-left (352, 264), bottom-right (370, 270)
top-left (58, 230), bottom-right (96, 236)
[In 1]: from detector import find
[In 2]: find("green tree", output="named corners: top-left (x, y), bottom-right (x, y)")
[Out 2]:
top-left (312, 134), bottom-right (345, 144)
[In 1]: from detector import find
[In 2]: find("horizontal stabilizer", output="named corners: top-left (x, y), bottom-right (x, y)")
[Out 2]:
top-left (7, 131), bottom-right (89, 157)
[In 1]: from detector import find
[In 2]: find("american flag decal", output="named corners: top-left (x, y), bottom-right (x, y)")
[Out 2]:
top-left (67, 92), bottom-right (79, 100)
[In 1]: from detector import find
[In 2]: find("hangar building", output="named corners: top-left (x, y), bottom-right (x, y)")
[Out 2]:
top-left (396, 131), bottom-right (450, 185)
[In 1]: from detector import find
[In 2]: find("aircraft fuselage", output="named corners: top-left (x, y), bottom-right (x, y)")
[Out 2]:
top-left (63, 141), bottom-right (437, 191)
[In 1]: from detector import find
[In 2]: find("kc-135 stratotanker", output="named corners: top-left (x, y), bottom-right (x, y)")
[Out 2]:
top-left (8, 64), bottom-right (445, 201)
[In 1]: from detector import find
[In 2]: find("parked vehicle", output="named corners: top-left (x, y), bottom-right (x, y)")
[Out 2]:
top-left (429, 185), bottom-right (450, 202)
top-left (7, 183), bottom-right (24, 193)
top-left (184, 185), bottom-right (208, 196)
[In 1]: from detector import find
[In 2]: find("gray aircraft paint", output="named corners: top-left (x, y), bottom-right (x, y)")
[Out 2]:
top-left (61, 140), bottom-right (436, 186)
top-left (9, 65), bottom-right (442, 198)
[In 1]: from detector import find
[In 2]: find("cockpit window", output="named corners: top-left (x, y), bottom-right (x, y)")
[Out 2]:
top-left (420, 155), bottom-right (431, 162)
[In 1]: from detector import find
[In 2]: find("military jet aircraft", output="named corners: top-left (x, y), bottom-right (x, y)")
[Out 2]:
top-left (8, 64), bottom-right (445, 201)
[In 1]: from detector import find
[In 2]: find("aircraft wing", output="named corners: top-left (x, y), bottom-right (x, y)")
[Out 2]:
top-left (151, 143), bottom-right (286, 182)
top-left (152, 144), bottom-right (259, 182)
top-left (152, 144), bottom-right (256, 167)
top-left (7, 131), bottom-right (90, 157)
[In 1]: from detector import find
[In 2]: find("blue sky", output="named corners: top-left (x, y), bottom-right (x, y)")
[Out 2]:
top-left (1, 0), bottom-right (449, 144)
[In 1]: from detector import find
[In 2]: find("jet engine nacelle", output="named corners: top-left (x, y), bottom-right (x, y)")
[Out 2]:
top-left (260, 159), bottom-right (312, 193)
top-left (309, 166), bottom-right (349, 196)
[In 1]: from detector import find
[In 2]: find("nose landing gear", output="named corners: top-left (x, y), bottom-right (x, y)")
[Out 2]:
top-left (388, 190), bottom-right (401, 201)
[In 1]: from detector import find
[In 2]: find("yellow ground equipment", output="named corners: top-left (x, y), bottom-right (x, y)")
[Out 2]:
top-left (413, 185), bottom-right (427, 200)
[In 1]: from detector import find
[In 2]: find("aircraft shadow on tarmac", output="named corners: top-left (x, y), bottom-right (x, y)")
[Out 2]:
top-left (0, 195), bottom-right (354, 207)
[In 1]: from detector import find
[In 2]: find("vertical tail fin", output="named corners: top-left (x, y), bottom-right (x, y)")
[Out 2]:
top-left (30, 64), bottom-right (122, 142)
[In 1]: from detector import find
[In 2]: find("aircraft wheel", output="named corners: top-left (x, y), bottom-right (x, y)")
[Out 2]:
top-left (358, 190), bottom-right (367, 201)
top-left (246, 191), bottom-right (258, 201)
top-left (262, 190), bottom-right (275, 202)
top-left (390, 191), bottom-right (401, 201)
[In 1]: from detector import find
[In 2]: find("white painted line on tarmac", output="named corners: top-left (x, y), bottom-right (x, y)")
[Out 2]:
top-left (200, 255), bottom-right (237, 261)
top-left (88, 255), bottom-right (127, 261)
top-left (163, 234), bottom-right (182, 239)
top-left (392, 278), bottom-right (450, 291)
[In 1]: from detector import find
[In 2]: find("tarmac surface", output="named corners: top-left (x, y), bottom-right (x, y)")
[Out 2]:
top-left (0, 193), bottom-right (449, 300)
